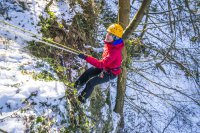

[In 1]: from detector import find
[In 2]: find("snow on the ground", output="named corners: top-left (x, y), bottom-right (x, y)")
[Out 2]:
top-left (0, 0), bottom-right (82, 132)
top-left (0, 37), bottom-right (67, 132)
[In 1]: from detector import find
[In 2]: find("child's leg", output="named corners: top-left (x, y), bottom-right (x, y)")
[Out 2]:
top-left (80, 71), bottom-right (116, 101)
top-left (74, 67), bottom-right (102, 87)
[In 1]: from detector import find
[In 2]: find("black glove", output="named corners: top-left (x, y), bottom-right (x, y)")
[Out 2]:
top-left (78, 53), bottom-right (87, 60)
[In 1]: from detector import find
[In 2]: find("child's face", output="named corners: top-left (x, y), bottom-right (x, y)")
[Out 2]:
top-left (105, 32), bottom-right (114, 42)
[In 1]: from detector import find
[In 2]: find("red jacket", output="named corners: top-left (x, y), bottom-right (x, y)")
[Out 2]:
top-left (86, 40), bottom-right (124, 75)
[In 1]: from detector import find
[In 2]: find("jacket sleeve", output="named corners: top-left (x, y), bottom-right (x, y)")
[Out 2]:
top-left (86, 51), bottom-right (116, 68)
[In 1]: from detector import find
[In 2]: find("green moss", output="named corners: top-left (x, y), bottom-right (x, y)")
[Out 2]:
top-left (48, 11), bottom-right (56, 19)
top-left (35, 62), bottom-right (45, 68)
top-left (190, 36), bottom-right (198, 42)
top-left (58, 22), bottom-right (64, 28)
top-left (38, 10), bottom-right (59, 38)
top-left (33, 70), bottom-right (56, 81)
top-left (36, 116), bottom-right (44, 123)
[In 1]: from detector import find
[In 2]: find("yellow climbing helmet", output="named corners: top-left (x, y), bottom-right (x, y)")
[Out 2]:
top-left (107, 23), bottom-right (123, 38)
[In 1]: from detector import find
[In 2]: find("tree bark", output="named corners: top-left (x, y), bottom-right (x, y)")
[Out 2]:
top-left (114, 0), bottom-right (130, 130)
top-left (114, 0), bottom-right (152, 130)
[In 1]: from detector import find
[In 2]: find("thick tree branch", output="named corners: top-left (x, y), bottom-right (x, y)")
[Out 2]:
top-left (122, 0), bottom-right (152, 40)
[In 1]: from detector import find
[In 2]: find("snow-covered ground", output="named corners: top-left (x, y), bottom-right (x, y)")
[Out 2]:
top-left (0, 36), bottom-right (68, 132)
top-left (0, 0), bottom-right (78, 132)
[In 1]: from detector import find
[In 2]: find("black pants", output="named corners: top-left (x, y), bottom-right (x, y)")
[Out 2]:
top-left (75, 67), bottom-right (116, 100)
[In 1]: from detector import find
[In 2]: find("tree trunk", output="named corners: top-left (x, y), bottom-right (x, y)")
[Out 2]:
top-left (114, 0), bottom-right (130, 130)
top-left (114, 0), bottom-right (152, 130)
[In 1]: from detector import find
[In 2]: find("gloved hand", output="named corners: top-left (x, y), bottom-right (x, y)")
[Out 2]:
top-left (78, 53), bottom-right (87, 60)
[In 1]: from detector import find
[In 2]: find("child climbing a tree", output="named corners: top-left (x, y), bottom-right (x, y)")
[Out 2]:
top-left (75, 23), bottom-right (124, 103)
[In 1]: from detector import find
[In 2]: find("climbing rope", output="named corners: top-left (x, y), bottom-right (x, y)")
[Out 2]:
top-left (0, 20), bottom-right (88, 56)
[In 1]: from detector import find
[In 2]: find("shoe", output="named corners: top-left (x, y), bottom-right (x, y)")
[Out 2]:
top-left (78, 95), bottom-right (86, 103)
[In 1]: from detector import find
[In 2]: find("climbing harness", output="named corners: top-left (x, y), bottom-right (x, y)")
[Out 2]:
top-left (0, 20), bottom-right (87, 56)
top-left (107, 66), bottom-right (121, 73)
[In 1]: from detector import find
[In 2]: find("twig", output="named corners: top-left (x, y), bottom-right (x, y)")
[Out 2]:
top-left (0, 128), bottom-right (7, 133)
top-left (148, 7), bottom-right (179, 14)
top-left (0, 104), bottom-right (30, 120)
